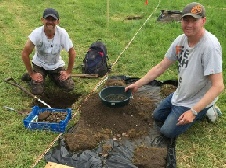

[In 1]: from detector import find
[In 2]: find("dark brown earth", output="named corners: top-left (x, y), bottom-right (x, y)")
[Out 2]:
top-left (133, 146), bottom-right (167, 168)
top-left (32, 89), bottom-right (82, 109)
top-left (30, 79), bottom-right (177, 168)
top-left (38, 111), bottom-right (67, 122)
top-left (64, 93), bottom-right (157, 149)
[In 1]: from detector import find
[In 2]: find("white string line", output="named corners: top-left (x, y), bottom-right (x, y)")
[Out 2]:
top-left (111, 0), bottom-right (161, 67)
top-left (93, 0), bottom-right (162, 93)
top-left (30, 133), bottom-right (63, 168)
top-left (30, 1), bottom-right (161, 167)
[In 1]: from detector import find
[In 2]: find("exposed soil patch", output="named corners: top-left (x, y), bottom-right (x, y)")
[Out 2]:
top-left (157, 10), bottom-right (182, 22)
top-left (73, 93), bottom-right (155, 137)
top-left (64, 79), bottom-right (176, 167)
top-left (160, 84), bottom-right (177, 98)
top-left (105, 79), bottom-right (127, 87)
top-left (125, 15), bottom-right (143, 20)
top-left (133, 146), bottom-right (167, 168)
top-left (38, 78), bottom-right (177, 167)
top-left (32, 90), bottom-right (81, 109)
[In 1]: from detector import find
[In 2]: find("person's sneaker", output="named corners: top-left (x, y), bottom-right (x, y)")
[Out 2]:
top-left (215, 105), bottom-right (222, 117)
top-left (206, 105), bottom-right (218, 122)
top-left (21, 73), bottom-right (31, 81)
top-left (30, 81), bottom-right (44, 95)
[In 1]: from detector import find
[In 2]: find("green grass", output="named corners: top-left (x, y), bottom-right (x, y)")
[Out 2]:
top-left (0, 0), bottom-right (225, 167)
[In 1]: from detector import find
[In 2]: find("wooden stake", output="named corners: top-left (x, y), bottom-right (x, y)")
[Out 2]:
top-left (107, 0), bottom-right (109, 28)
top-left (45, 162), bottom-right (74, 168)
top-left (71, 74), bottom-right (98, 78)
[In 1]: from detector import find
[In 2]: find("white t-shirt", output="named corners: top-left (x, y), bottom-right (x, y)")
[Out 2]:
top-left (29, 25), bottom-right (73, 70)
top-left (165, 30), bottom-right (222, 108)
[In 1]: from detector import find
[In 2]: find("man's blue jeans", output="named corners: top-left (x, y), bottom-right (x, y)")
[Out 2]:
top-left (153, 93), bottom-right (208, 138)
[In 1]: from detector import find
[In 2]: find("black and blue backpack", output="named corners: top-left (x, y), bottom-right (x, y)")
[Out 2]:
top-left (82, 40), bottom-right (110, 77)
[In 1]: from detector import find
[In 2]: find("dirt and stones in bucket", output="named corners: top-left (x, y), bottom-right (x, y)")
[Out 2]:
top-left (38, 111), bottom-right (67, 122)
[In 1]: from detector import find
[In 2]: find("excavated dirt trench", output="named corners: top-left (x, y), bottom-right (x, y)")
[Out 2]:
top-left (32, 78), bottom-right (177, 168)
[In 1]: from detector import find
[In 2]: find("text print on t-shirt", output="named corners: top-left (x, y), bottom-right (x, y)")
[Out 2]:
top-left (176, 45), bottom-right (189, 73)
top-left (176, 45), bottom-right (190, 87)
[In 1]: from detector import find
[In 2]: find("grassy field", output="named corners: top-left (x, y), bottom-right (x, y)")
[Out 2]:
top-left (0, 0), bottom-right (225, 167)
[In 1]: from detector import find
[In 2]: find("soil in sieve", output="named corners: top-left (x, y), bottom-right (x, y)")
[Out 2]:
top-left (104, 94), bottom-right (128, 101)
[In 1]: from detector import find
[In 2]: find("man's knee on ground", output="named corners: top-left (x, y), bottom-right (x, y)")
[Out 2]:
top-left (58, 78), bottom-right (75, 91)
top-left (160, 127), bottom-right (176, 139)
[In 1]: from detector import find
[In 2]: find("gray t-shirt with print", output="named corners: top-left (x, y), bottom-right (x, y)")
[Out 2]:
top-left (165, 30), bottom-right (222, 108)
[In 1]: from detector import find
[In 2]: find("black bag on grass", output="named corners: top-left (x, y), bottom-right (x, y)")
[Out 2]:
top-left (82, 40), bottom-right (110, 77)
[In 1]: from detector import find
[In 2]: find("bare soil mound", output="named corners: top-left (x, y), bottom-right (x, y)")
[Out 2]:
top-left (37, 78), bottom-right (177, 168)
top-left (64, 80), bottom-right (176, 167)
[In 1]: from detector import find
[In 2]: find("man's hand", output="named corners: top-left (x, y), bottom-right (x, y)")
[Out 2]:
top-left (30, 72), bottom-right (43, 82)
top-left (125, 83), bottom-right (139, 94)
top-left (59, 70), bottom-right (70, 81)
top-left (177, 110), bottom-right (196, 125)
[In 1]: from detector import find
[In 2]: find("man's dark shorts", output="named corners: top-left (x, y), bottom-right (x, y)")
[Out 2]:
top-left (30, 64), bottom-right (74, 95)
